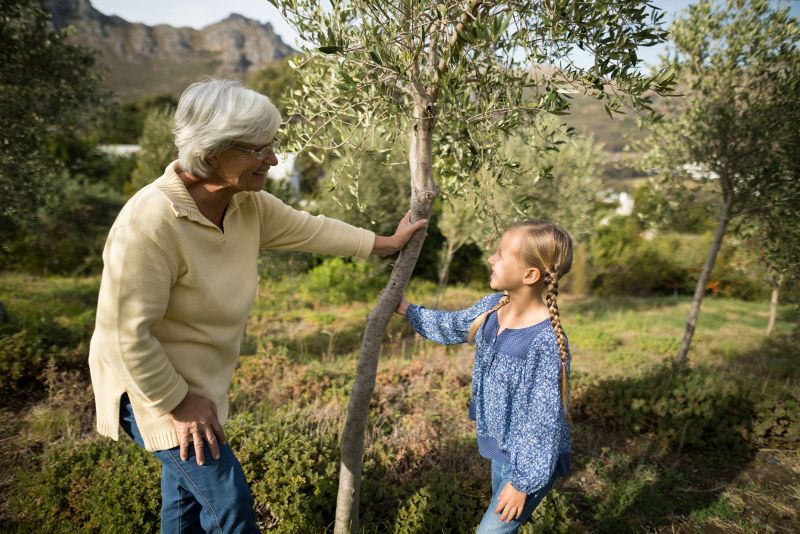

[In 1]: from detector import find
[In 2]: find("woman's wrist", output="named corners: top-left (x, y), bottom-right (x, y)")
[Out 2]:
top-left (371, 235), bottom-right (400, 256)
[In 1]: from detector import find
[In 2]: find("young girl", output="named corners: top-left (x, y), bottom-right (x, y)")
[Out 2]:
top-left (396, 220), bottom-right (573, 533)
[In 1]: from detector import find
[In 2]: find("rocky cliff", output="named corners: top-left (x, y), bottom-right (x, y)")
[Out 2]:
top-left (47, 0), bottom-right (295, 99)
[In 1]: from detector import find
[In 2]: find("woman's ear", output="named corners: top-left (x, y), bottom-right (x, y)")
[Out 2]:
top-left (207, 154), bottom-right (221, 170)
top-left (523, 267), bottom-right (541, 286)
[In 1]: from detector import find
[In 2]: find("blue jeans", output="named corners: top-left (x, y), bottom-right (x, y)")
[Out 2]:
top-left (119, 394), bottom-right (260, 533)
top-left (476, 460), bottom-right (555, 534)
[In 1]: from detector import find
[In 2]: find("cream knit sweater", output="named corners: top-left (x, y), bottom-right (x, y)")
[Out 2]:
top-left (89, 161), bottom-right (375, 451)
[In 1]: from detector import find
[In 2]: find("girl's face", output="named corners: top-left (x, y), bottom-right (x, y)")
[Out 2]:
top-left (488, 230), bottom-right (540, 292)
top-left (209, 139), bottom-right (279, 193)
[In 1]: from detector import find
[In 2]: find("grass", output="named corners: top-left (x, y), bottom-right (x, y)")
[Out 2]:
top-left (1, 272), bottom-right (798, 532)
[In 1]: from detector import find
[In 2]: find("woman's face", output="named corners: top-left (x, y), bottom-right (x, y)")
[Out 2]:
top-left (210, 139), bottom-right (279, 193)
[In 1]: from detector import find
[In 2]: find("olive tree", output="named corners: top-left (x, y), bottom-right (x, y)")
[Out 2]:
top-left (640, 0), bottom-right (800, 362)
top-left (269, 1), bottom-right (675, 530)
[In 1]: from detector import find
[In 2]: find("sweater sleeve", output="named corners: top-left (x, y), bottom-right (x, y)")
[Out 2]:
top-left (255, 192), bottom-right (375, 259)
top-left (405, 294), bottom-right (502, 346)
top-left (94, 224), bottom-right (188, 417)
top-left (509, 336), bottom-right (565, 494)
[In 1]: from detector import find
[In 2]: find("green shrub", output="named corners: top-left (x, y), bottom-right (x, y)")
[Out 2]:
top-left (587, 216), bottom-right (769, 299)
top-left (298, 257), bottom-right (388, 306)
top-left (573, 361), bottom-right (800, 456)
top-left (9, 438), bottom-right (161, 533)
top-left (226, 410), bottom-right (340, 532)
top-left (389, 470), bottom-right (485, 533)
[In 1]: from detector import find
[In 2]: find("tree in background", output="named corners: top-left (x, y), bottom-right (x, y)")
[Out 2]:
top-left (128, 107), bottom-right (178, 195)
top-left (641, 0), bottom-right (800, 363)
top-left (93, 93), bottom-right (178, 145)
top-left (0, 0), bottom-right (102, 264)
top-left (270, 1), bottom-right (675, 529)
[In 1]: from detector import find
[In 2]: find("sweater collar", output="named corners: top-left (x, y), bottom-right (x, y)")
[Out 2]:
top-left (155, 161), bottom-right (249, 224)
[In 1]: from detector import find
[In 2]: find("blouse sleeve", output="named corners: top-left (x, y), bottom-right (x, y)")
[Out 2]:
top-left (255, 191), bottom-right (375, 259)
top-left (405, 294), bottom-right (502, 346)
top-left (508, 335), bottom-right (566, 494)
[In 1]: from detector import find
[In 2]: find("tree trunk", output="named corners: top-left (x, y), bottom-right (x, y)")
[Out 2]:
top-left (766, 273), bottom-right (783, 336)
top-left (334, 96), bottom-right (438, 534)
top-left (675, 195), bottom-right (734, 363)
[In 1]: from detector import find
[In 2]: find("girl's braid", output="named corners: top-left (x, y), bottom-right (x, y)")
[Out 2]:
top-left (544, 268), bottom-right (570, 420)
top-left (467, 295), bottom-right (510, 343)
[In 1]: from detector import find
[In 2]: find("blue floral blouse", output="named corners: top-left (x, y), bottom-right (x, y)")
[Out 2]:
top-left (406, 293), bottom-right (571, 494)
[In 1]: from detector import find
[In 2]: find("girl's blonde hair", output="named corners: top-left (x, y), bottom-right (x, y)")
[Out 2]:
top-left (467, 220), bottom-right (574, 418)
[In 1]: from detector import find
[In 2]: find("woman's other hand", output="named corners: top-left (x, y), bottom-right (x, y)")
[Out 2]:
top-left (169, 392), bottom-right (227, 465)
top-left (494, 482), bottom-right (527, 522)
top-left (372, 210), bottom-right (428, 256)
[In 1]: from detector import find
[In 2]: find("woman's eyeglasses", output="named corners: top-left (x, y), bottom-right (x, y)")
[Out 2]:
top-left (231, 138), bottom-right (280, 159)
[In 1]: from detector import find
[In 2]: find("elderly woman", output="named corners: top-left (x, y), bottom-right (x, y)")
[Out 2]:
top-left (88, 78), bottom-right (425, 532)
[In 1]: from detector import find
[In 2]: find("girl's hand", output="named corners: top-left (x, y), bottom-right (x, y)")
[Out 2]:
top-left (395, 294), bottom-right (411, 316)
top-left (494, 482), bottom-right (527, 522)
top-left (169, 392), bottom-right (226, 465)
top-left (394, 293), bottom-right (411, 317)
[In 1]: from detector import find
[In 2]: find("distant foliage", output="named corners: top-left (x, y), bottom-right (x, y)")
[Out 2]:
top-left (93, 93), bottom-right (178, 145)
top-left (298, 257), bottom-right (388, 306)
top-left (0, 0), bottom-right (102, 251)
top-left (128, 106), bottom-right (178, 195)
top-left (588, 216), bottom-right (768, 299)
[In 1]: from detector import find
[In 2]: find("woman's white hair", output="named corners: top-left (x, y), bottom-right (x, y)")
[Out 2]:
top-left (173, 78), bottom-right (282, 179)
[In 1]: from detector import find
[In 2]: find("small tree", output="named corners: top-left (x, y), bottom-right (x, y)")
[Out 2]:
top-left (270, 1), bottom-right (675, 530)
top-left (128, 107), bottom-right (178, 196)
top-left (641, 0), bottom-right (800, 362)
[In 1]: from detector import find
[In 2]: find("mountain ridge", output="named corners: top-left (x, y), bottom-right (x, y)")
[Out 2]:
top-left (46, 0), bottom-right (295, 99)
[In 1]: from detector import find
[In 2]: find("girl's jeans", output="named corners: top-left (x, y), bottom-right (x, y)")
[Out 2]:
top-left (119, 394), bottom-right (260, 533)
top-left (476, 460), bottom-right (555, 534)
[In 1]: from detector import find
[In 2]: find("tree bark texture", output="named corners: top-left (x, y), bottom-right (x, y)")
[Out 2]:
top-left (766, 274), bottom-right (783, 336)
top-left (675, 195), bottom-right (734, 363)
top-left (435, 241), bottom-right (456, 306)
top-left (334, 97), bottom-right (438, 534)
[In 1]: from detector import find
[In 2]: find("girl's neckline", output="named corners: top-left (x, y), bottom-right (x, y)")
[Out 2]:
top-left (491, 312), bottom-right (550, 337)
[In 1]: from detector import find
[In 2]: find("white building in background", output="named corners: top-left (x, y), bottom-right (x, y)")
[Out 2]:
top-left (97, 144), bottom-right (140, 156)
top-left (267, 151), bottom-right (301, 194)
top-left (615, 191), bottom-right (634, 216)
top-left (598, 190), bottom-right (635, 226)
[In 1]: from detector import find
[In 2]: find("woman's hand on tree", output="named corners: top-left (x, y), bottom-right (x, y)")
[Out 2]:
top-left (495, 481), bottom-right (527, 522)
top-left (169, 391), bottom-right (226, 465)
top-left (371, 210), bottom-right (428, 256)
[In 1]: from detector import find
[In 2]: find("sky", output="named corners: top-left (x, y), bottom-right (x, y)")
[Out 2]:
top-left (92, 0), bottom-right (800, 69)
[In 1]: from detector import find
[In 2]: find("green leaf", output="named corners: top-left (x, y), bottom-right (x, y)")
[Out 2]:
top-left (318, 46), bottom-right (343, 54)
top-left (369, 50), bottom-right (383, 65)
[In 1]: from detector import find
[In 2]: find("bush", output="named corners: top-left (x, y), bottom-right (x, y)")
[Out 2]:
top-left (226, 410), bottom-right (340, 531)
top-left (588, 216), bottom-right (770, 299)
top-left (2, 176), bottom-right (123, 274)
top-left (0, 279), bottom-right (96, 396)
top-left (9, 438), bottom-right (161, 533)
top-left (573, 361), bottom-right (799, 457)
top-left (298, 257), bottom-right (388, 306)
